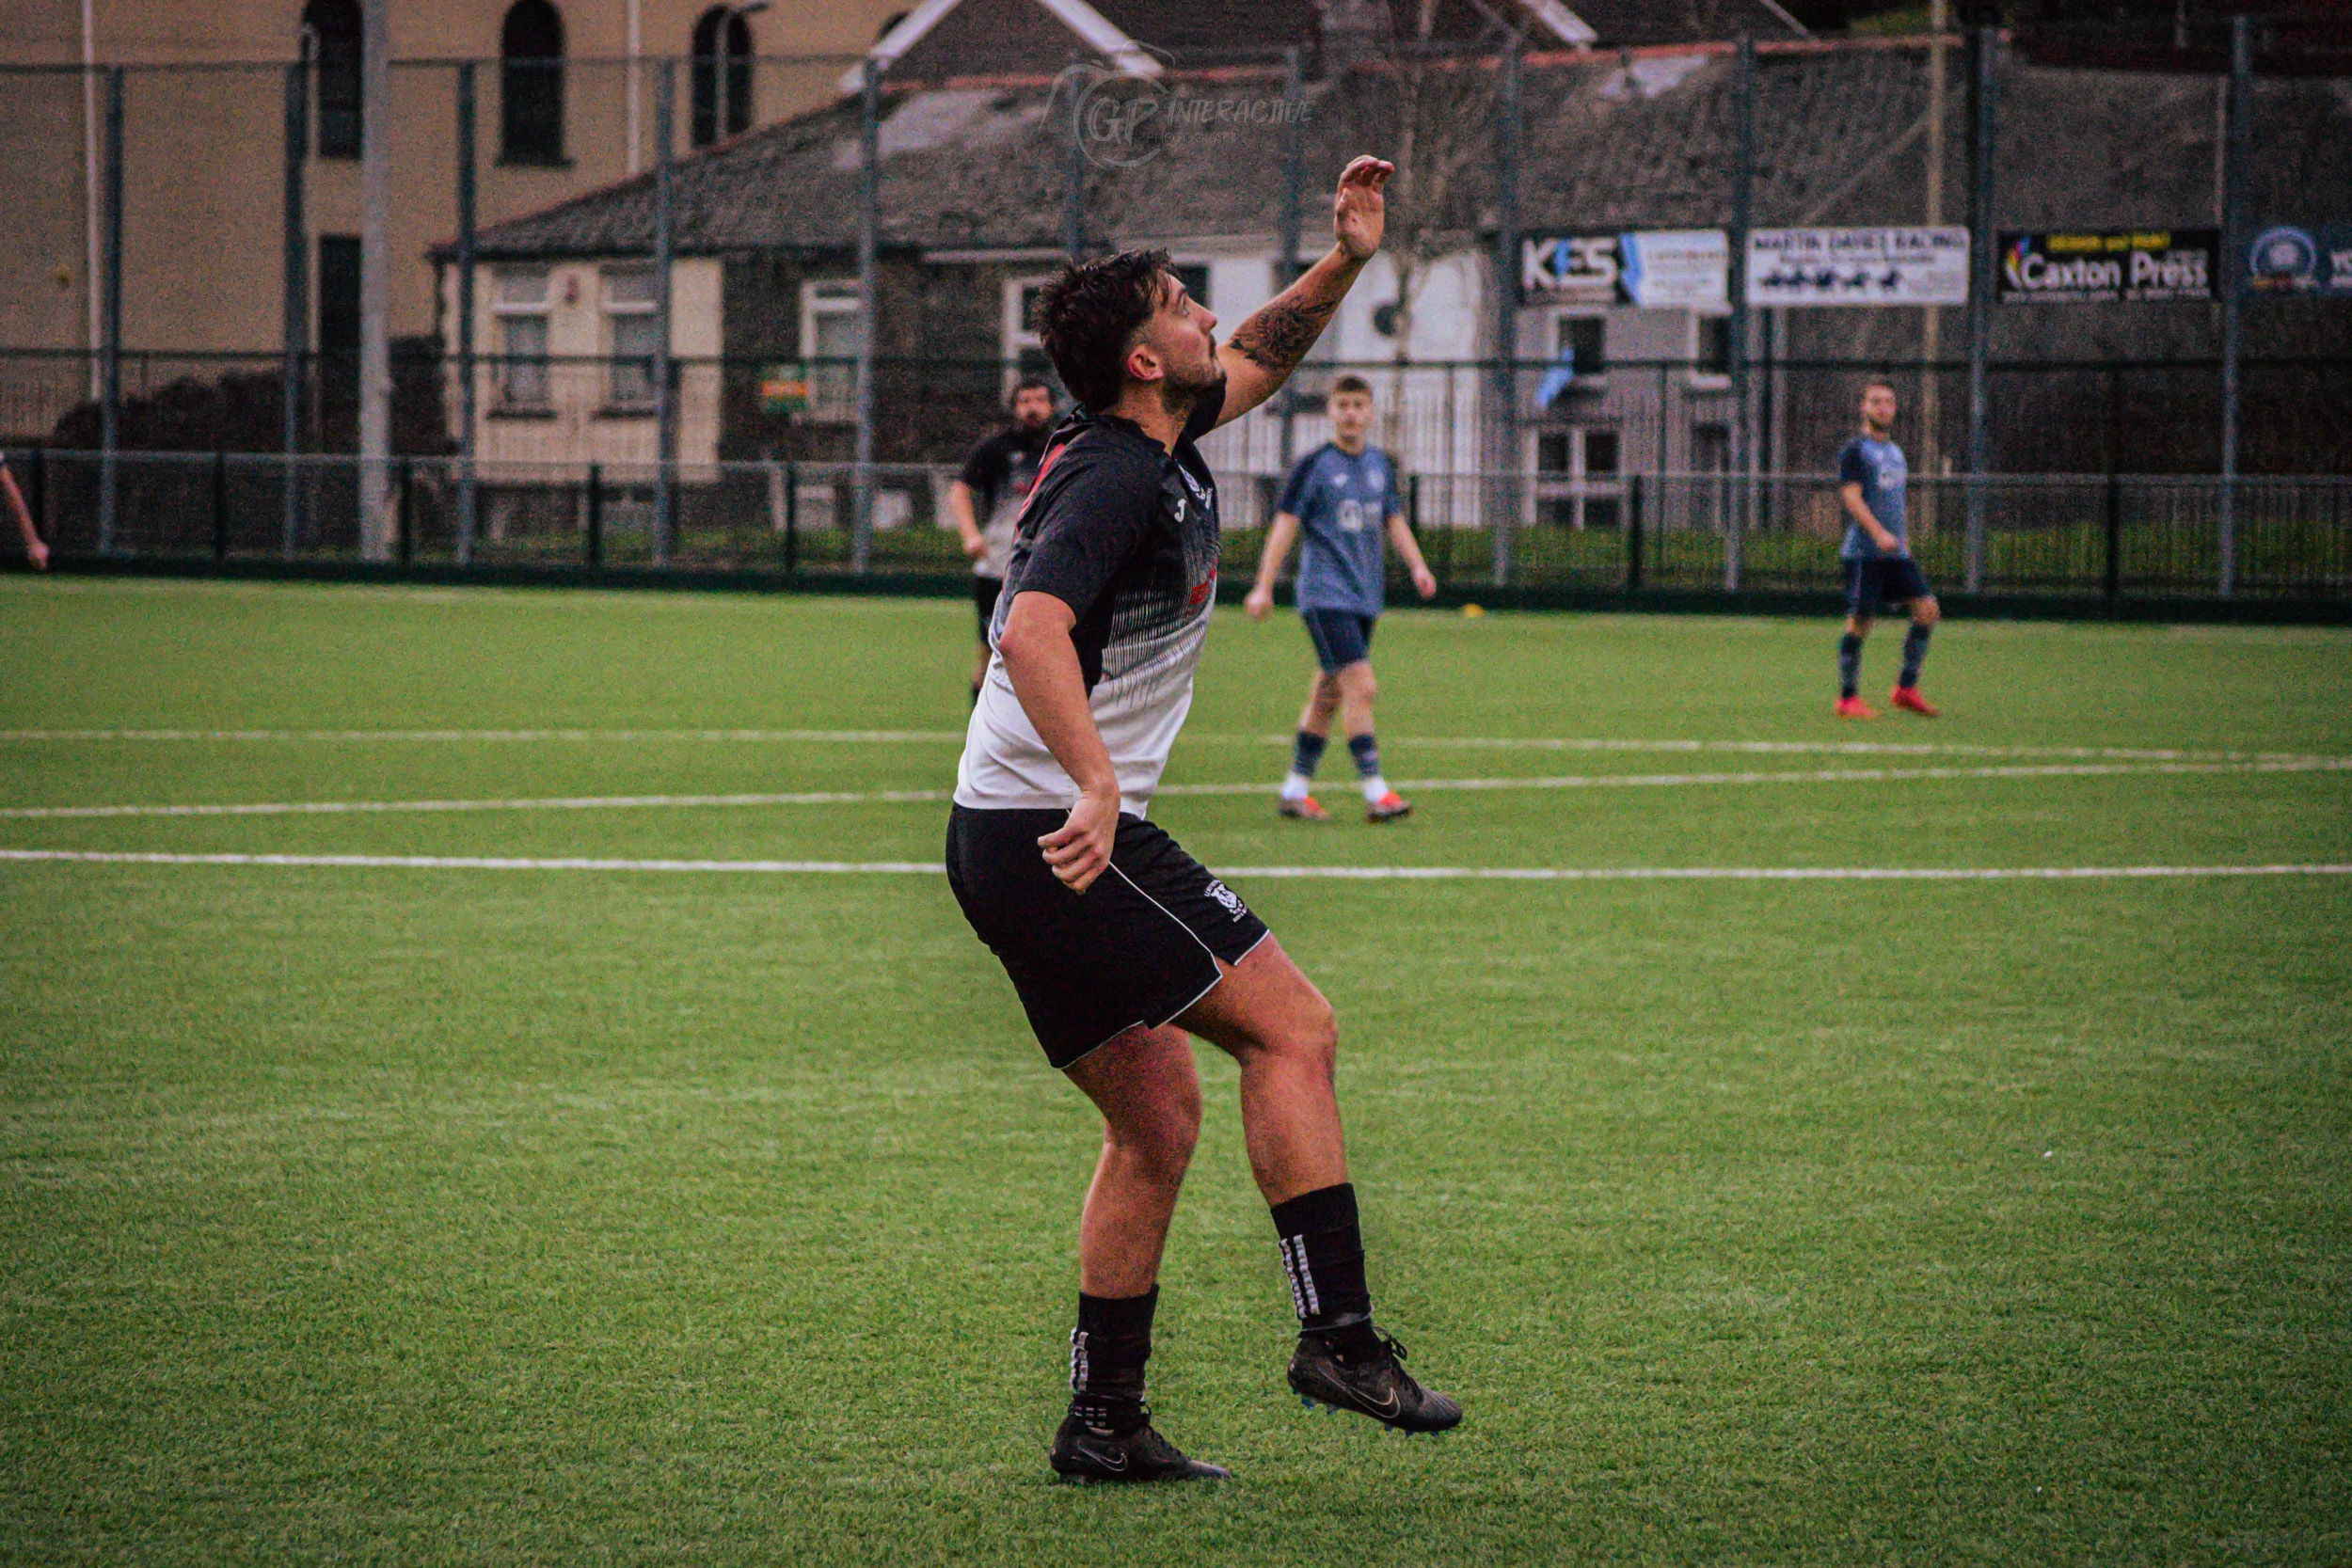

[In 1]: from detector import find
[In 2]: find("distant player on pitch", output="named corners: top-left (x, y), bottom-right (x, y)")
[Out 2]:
top-left (1242, 373), bottom-right (1436, 821)
top-left (947, 377), bottom-right (1057, 702)
top-left (1834, 379), bottom-right (1940, 719)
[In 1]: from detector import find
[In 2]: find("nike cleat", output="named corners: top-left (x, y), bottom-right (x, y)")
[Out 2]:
top-left (1048, 1412), bottom-right (1231, 1484)
top-left (1834, 696), bottom-right (1878, 720)
top-left (1279, 795), bottom-right (1332, 821)
top-left (1288, 1329), bottom-right (1462, 1433)
top-left (1888, 685), bottom-right (1940, 717)
top-left (1365, 792), bottom-right (1413, 823)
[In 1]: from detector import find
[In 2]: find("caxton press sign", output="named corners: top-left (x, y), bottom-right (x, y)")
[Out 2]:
top-left (1998, 230), bottom-right (2217, 303)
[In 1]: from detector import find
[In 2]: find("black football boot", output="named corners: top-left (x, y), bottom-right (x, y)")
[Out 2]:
top-left (1288, 1327), bottom-right (1463, 1433)
top-left (1048, 1407), bottom-right (1232, 1483)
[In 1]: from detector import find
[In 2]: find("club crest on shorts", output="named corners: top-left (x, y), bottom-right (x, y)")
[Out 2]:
top-left (1203, 878), bottom-right (1248, 920)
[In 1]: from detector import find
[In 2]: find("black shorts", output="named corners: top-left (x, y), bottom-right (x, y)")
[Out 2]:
top-left (945, 804), bottom-right (1271, 1069)
top-left (1844, 556), bottom-right (1932, 615)
top-left (1301, 607), bottom-right (1377, 673)
top-left (974, 575), bottom-right (1004, 639)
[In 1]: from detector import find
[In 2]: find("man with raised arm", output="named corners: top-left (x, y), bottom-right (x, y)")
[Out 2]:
top-left (944, 156), bottom-right (1463, 1486)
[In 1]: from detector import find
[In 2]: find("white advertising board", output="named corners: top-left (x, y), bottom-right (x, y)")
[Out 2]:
top-left (1746, 227), bottom-right (1970, 307)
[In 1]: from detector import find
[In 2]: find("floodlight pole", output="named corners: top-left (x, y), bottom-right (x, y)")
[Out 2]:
top-left (281, 49), bottom-right (309, 559)
top-left (653, 58), bottom-right (676, 563)
top-left (357, 0), bottom-right (392, 562)
top-left (1063, 71), bottom-right (1084, 262)
top-left (1276, 45), bottom-right (1305, 472)
top-left (851, 55), bottom-right (880, 572)
top-left (1726, 34), bottom-right (1754, 593)
top-left (1490, 33), bottom-right (1520, 591)
top-left (2217, 13), bottom-right (2249, 599)
top-left (97, 65), bottom-right (122, 554)
top-left (1963, 24), bottom-right (1997, 593)
top-left (455, 59), bottom-right (478, 564)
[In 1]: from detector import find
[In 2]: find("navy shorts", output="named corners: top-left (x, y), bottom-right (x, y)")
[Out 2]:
top-left (1301, 607), bottom-right (1377, 673)
top-left (1844, 556), bottom-right (1932, 615)
top-left (945, 805), bottom-right (1271, 1069)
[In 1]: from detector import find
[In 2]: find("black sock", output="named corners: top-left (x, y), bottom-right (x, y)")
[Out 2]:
top-left (1291, 728), bottom-right (1327, 779)
top-left (1347, 733), bottom-right (1380, 780)
top-left (1899, 625), bottom-right (1931, 689)
top-left (1270, 1183), bottom-right (1380, 1359)
top-left (1069, 1287), bottom-right (1155, 1432)
top-left (1837, 632), bottom-right (1864, 700)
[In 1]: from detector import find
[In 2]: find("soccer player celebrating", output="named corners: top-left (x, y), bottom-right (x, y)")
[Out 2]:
top-left (1242, 374), bottom-right (1437, 822)
top-left (1834, 379), bottom-right (1941, 719)
top-left (945, 155), bottom-right (1462, 1486)
top-left (947, 377), bottom-right (1057, 702)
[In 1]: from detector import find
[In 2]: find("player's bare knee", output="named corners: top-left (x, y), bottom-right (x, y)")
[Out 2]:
top-left (1293, 993), bottom-right (1341, 1081)
top-left (1915, 597), bottom-right (1941, 627)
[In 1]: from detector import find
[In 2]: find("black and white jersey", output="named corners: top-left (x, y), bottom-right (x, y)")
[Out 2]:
top-left (954, 386), bottom-right (1226, 818)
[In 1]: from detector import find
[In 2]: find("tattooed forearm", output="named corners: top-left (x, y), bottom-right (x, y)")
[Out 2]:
top-left (1230, 296), bottom-right (1339, 372)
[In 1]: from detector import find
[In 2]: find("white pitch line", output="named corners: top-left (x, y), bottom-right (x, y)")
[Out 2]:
top-left (2, 848), bottom-right (2346, 882)
top-left (6, 757), bottom-right (2345, 821)
top-left (0, 727), bottom-right (2334, 768)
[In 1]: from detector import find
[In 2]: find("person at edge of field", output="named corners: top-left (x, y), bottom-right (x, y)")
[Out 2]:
top-left (944, 155), bottom-right (1463, 1487)
top-left (947, 378), bottom-right (1058, 702)
top-left (1242, 373), bottom-right (1437, 824)
top-left (2, 454), bottom-right (49, 570)
top-left (1835, 379), bottom-right (1941, 719)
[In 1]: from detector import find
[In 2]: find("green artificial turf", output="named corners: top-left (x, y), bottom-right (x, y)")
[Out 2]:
top-left (2, 578), bottom-right (2347, 1565)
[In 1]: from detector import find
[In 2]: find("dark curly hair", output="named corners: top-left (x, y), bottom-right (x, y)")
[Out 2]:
top-left (1034, 248), bottom-right (1173, 413)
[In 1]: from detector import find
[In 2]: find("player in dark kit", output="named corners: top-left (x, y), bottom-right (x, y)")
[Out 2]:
top-left (1834, 380), bottom-right (1942, 719)
top-left (945, 155), bottom-right (1462, 1485)
top-left (948, 378), bottom-right (1057, 702)
top-left (1243, 373), bottom-right (1437, 822)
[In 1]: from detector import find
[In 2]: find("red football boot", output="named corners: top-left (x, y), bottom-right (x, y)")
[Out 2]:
top-left (1888, 686), bottom-right (1940, 717)
top-left (1365, 791), bottom-right (1413, 823)
top-left (1278, 795), bottom-right (1332, 821)
top-left (1834, 696), bottom-right (1878, 720)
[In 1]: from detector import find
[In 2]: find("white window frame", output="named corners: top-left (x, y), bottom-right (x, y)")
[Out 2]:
top-left (1688, 309), bottom-right (1733, 391)
top-left (1547, 307), bottom-right (1610, 384)
top-left (800, 278), bottom-right (863, 421)
top-left (492, 265), bottom-right (552, 410)
top-left (1526, 424), bottom-right (1625, 531)
top-left (602, 264), bottom-right (660, 411)
top-left (1001, 275), bottom-right (1058, 400)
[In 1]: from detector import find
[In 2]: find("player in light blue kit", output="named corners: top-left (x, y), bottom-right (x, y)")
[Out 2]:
top-left (1243, 374), bottom-right (1438, 821)
top-left (1834, 380), bottom-right (1942, 719)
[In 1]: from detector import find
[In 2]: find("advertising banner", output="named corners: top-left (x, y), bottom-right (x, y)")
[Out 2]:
top-left (1620, 230), bottom-right (1729, 309)
top-left (1997, 230), bottom-right (2217, 303)
top-left (2246, 223), bottom-right (2352, 297)
top-left (1520, 230), bottom-right (1729, 308)
top-left (1745, 227), bottom-right (1969, 307)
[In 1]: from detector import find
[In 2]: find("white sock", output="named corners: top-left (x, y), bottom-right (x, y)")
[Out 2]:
top-left (1361, 774), bottom-right (1390, 804)
top-left (1280, 771), bottom-right (1312, 801)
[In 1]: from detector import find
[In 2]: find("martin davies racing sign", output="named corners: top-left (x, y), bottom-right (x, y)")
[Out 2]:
top-left (1998, 230), bottom-right (2217, 303)
top-left (1745, 227), bottom-right (1969, 307)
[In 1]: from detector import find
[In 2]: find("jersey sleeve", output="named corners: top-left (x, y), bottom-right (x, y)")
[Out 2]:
top-left (1275, 451), bottom-right (1316, 517)
top-left (1836, 440), bottom-right (1867, 489)
top-left (958, 434), bottom-right (1004, 497)
top-left (1010, 443), bottom-right (1158, 624)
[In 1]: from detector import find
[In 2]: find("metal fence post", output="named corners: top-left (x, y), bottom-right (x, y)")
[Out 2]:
top-left (455, 60), bottom-right (479, 565)
top-left (1726, 34), bottom-right (1754, 594)
top-left (1963, 24), bottom-right (1998, 593)
top-left (98, 65), bottom-right (123, 555)
top-left (1627, 470), bottom-right (1645, 593)
top-left (1276, 45), bottom-right (1305, 472)
top-left (1489, 34), bottom-right (1521, 592)
top-left (652, 59), bottom-right (676, 565)
top-left (212, 451), bottom-right (230, 562)
top-left (282, 50), bottom-right (308, 561)
top-left (784, 459), bottom-right (799, 574)
top-left (395, 457), bottom-right (414, 565)
top-left (851, 56), bottom-right (881, 573)
top-left (2217, 13), bottom-right (2249, 599)
top-left (2104, 469), bottom-right (2122, 603)
top-left (585, 461), bottom-right (603, 567)
top-left (25, 449), bottom-right (45, 546)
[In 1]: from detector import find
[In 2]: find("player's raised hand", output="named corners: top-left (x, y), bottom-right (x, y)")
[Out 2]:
top-left (1333, 156), bottom-right (1393, 261)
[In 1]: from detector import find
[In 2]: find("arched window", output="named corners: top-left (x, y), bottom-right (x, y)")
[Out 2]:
top-left (299, 0), bottom-right (361, 160)
top-left (690, 6), bottom-right (755, 149)
top-left (501, 0), bottom-right (565, 165)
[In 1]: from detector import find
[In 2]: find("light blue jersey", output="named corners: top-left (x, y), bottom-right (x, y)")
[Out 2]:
top-left (1837, 435), bottom-right (1908, 560)
top-left (1279, 443), bottom-right (1401, 615)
